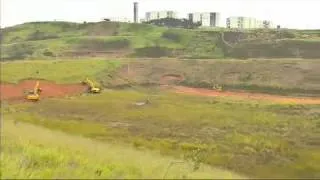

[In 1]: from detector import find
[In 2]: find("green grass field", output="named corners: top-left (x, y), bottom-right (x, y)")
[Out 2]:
top-left (0, 59), bottom-right (120, 83)
top-left (2, 87), bottom-right (320, 178)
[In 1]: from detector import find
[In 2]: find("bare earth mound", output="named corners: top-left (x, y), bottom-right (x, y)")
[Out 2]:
top-left (172, 86), bottom-right (320, 105)
top-left (0, 80), bottom-right (88, 102)
top-left (160, 74), bottom-right (184, 85)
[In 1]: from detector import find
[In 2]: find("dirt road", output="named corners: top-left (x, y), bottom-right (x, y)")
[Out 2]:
top-left (171, 86), bottom-right (320, 104)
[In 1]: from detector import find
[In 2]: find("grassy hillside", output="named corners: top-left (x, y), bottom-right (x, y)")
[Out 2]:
top-left (0, 59), bottom-right (119, 83)
top-left (2, 21), bottom-right (320, 60)
top-left (2, 119), bottom-right (245, 179)
top-left (2, 89), bottom-right (319, 178)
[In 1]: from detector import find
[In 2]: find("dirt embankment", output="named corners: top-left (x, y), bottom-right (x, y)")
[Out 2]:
top-left (158, 73), bottom-right (320, 104)
top-left (0, 80), bottom-right (88, 102)
top-left (172, 86), bottom-right (320, 104)
top-left (160, 74), bottom-right (184, 85)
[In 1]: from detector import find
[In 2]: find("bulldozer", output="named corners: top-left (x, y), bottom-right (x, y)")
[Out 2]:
top-left (25, 81), bottom-right (42, 101)
top-left (81, 78), bottom-right (101, 93)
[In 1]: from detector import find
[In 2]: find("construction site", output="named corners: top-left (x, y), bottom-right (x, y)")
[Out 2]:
top-left (1, 19), bottom-right (320, 179)
top-left (1, 76), bottom-right (320, 104)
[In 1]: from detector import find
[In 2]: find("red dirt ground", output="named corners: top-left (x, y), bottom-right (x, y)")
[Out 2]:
top-left (0, 80), bottom-right (88, 102)
top-left (1, 79), bottom-right (319, 105)
top-left (171, 86), bottom-right (320, 105)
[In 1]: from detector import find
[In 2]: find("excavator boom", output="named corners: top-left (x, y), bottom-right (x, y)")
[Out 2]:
top-left (86, 78), bottom-right (95, 88)
top-left (34, 81), bottom-right (40, 94)
top-left (83, 78), bottom-right (101, 93)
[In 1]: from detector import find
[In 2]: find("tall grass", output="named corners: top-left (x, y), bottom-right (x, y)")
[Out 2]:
top-left (1, 119), bottom-right (245, 179)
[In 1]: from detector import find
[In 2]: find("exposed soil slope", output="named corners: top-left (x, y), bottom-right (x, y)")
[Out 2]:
top-left (160, 74), bottom-right (184, 85)
top-left (172, 86), bottom-right (320, 104)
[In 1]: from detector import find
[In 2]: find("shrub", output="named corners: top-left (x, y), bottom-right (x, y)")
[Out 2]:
top-left (132, 46), bottom-right (173, 58)
top-left (4, 43), bottom-right (36, 59)
top-left (77, 38), bottom-right (130, 51)
top-left (27, 30), bottom-right (59, 41)
top-left (161, 30), bottom-right (182, 43)
top-left (42, 49), bottom-right (55, 57)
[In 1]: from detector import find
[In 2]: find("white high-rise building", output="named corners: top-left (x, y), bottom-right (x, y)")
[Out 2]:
top-left (226, 16), bottom-right (275, 29)
top-left (145, 11), bottom-right (178, 21)
top-left (145, 12), bottom-right (158, 21)
top-left (188, 12), bottom-right (221, 27)
top-left (188, 12), bottom-right (202, 23)
top-left (106, 17), bottom-right (131, 23)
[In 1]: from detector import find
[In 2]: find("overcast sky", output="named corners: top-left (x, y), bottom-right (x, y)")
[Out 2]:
top-left (1, 0), bottom-right (319, 29)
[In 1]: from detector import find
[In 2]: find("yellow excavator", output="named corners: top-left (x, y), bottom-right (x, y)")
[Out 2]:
top-left (26, 81), bottom-right (42, 101)
top-left (212, 84), bottom-right (223, 91)
top-left (81, 78), bottom-right (101, 93)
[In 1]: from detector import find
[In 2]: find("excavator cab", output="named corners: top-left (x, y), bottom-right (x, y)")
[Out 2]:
top-left (89, 87), bottom-right (100, 93)
top-left (27, 88), bottom-right (42, 94)
top-left (212, 84), bottom-right (223, 91)
top-left (26, 81), bottom-right (42, 101)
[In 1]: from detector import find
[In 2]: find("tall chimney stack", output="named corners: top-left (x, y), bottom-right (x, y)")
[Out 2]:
top-left (133, 2), bottom-right (138, 23)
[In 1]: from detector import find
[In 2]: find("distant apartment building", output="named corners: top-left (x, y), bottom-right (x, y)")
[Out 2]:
top-left (188, 12), bottom-right (202, 23)
top-left (202, 12), bottom-right (221, 27)
top-left (226, 17), bottom-right (254, 29)
top-left (145, 11), bottom-right (178, 21)
top-left (145, 12), bottom-right (158, 21)
top-left (255, 19), bottom-right (264, 29)
top-left (106, 17), bottom-right (131, 23)
top-left (188, 12), bottom-right (221, 27)
top-left (226, 16), bottom-right (275, 29)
